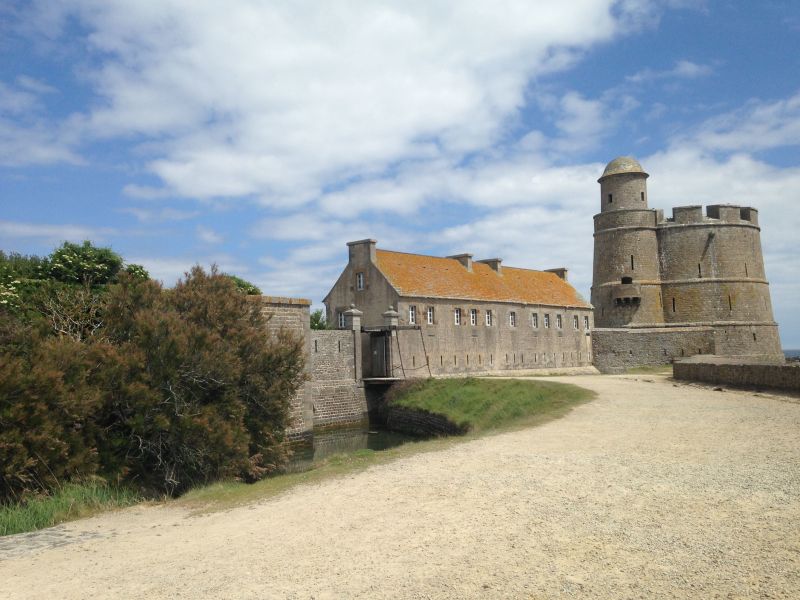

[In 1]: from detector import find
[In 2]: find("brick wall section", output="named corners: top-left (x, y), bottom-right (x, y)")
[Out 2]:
top-left (674, 358), bottom-right (799, 392)
top-left (591, 326), bottom-right (714, 373)
top-left (310, 330), bottom-right (368, 428)
top-left (255, 297), bottom-right (314, 441)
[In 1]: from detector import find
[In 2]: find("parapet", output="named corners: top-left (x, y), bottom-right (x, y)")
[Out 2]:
top-left (664, 205), bottom-right (759, 226)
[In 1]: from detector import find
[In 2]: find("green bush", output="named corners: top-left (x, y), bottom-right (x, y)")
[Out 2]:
top-left (45, 241), bottom-right (123, 286)
top-left (0, 266), bottom-right (305, 503)
top-left (123, 263), bottom-right (150, 280)
top-left (225, 274), bottom-right (261, 295)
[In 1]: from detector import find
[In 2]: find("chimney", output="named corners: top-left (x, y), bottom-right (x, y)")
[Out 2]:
top-left (545, 267), bottom-right (568, 281)
top-left (347, 239), bottom-right (377, 265)
top-left (477, 258), bottom-right (502, 274)
top-left (447, 253), bottom-right (473, 272)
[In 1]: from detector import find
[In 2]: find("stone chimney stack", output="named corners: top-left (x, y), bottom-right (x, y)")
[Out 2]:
top-left (477, 258), bottom-right (502, 274)
top-left (447, 253), bottom-right (473, 272)
top-left (545, 267), bottom-right (568, 281)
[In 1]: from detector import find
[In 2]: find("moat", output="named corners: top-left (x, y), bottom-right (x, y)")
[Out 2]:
top-left (286, 427), bottom-right (418, 472)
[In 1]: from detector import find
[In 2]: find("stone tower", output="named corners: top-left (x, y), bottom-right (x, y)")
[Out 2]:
top-left (591, 156), bottom-right (783, 372)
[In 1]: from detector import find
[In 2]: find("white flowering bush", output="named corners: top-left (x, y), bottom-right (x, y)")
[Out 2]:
top-left (0, 274), bottom-right (21, 311)
top-left (45, 241), bottom-right (123, 286)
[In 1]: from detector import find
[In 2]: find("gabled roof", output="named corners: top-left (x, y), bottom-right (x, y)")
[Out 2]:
top-left (375, 249), bottom-right (590, 308)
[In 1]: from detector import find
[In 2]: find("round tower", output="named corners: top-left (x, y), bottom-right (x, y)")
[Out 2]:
top-left (591, 157), bottom-right (663, 327)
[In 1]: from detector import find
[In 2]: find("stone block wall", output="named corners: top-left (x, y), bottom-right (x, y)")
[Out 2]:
top-left (591, 326), bottom-right (714, 373)
top-left (390, 298), bottom-right (593, 377)
top-left (674, 358), bottom-right (798, 392)
top-left (256, 297), bottom-right (314, 441)
top-left (310, 330), bottom-right (368, 428)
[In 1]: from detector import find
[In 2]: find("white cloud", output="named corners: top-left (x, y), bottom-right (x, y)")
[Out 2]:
top-left (627, 59), bottom-right (714, 83)
top-left (196, 225), bottom-right (223, 244)
top-left (17, 0), bottom-right (664, 202)
top-left (686, 90), bottom-right (800, 153)
top-left (121, 207), bottom-right (199, 223)
top-left (0, 220), bottom-right (115, 244)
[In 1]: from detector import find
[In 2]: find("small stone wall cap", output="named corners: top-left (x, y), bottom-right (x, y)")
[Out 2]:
top-left (599, 156), bottom-right (648, 180)
top-left (383, 305), bottom-right (399, 317)
top-left (344, 304), bottom-right (363, 316)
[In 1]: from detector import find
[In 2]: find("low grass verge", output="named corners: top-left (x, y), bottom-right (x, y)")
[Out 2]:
top-left (387, 377), bottom-right (595, 433)
top-left (0, 481), bottom-right (140, 537)
top-left (180, 378), bottom-right (594, 513)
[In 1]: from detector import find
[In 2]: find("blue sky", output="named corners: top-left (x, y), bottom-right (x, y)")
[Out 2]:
top-left (1, 1), bottom-right (799, 346)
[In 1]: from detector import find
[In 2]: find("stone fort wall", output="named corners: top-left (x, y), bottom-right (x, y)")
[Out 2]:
top-left (674, 357), bottom-right (798, 392)
top-left (591, 327), bottom-right (714, 373)
top-left (257, 297), bottom-right (367, 439)
top-left (378, 298), bottom-right (594, 378)
top-left (310, 330), bottom-right (368, 428)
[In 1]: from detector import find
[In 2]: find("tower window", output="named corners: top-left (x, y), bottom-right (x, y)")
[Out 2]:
top-left (698, 263), bottom-right (702, 278)
top-left (672, 297), bottom-right (676, 313)
top-left (745, 263), bottom-right (748, 277)
top-left (641, 191), bottom-right (645, 201)
top-left (631, 255), bottom-right (635, 270)
top-left (608, 193), bottom-right (613, 203)
top-left (621, 276), bottom-right (632, 284)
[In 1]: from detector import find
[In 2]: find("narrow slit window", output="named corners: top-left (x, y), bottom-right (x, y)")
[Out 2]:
top-left (641, 191), bottom-right (645, 201)
top-left (338, 340), bottom-right (341, 352)
top-left (728, 295), bottom-right (732, 311)
top-left (672, 297), bottom-right (676, 313)
top-left (745, 263), bottom-right (748, 277)
top-left (608, 193), bottom-right (613, 203)
top-left (631, 255), bottom-right (635, 270)
top-left (698, 263), bottom-right (702, 278)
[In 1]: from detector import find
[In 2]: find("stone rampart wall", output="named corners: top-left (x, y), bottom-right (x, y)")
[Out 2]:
top-left (591, 326), bottom-right (714, 373)
top-left (310, 330), bottom-right (367, 428)
top-left (674, 358), bottom-right (798, 392)
top-left (256, 297), bottom-right (314, 441)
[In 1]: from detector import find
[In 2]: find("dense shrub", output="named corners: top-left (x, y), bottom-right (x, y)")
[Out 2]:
top-left (0, 265), bottom-right (305, 503)
top-left (45, 241), bottom-right (123, 286)
top-left (225, 274), bottom-right (262, 295)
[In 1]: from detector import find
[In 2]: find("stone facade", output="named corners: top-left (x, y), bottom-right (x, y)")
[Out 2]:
top-left (674, 356), bottom-right (799, 392)
top-left (310, 329), bottom-right (368, 428)
top-left (324, 239), bottom-right (593, 377)
top-left (256, 297), bottom-right (367, 439)
top-left (591, 157), bottom-right (783, 372)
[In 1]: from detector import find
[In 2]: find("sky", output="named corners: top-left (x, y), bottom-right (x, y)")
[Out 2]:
top-left (1, 1), bottom-right (799, 346)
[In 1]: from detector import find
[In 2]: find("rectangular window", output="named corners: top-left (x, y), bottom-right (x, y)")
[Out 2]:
top-left (470, 308), bottom-right (477, 326)
top-left (454, 308), bottom-right (462, 326)
top-left (584, 316), bottom-right (589, 330)
top-left (338, 311), bottom-right (345, 329)
top-left (427, 306), bottom-right (434, 325)
top-left (509, 311), bottom-right (516, 327)
top-left (409, 305), bottom-right (416, 325)
top-left (556, 314), bottom-right (562, 329)
top-left (532, 313), bottom-right (538, 328)
top-left (485, 310), bottom-right (493, 327)
top-left (544, 313), bottom-right (550, 328)
top-left (356, 272), bottom-right (365, 290)
top-left (573, 315), bottom-right (579, 330)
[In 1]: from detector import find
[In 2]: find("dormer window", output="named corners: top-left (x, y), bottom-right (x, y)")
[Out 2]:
top-left (356, 272), bottom-right (365, 290)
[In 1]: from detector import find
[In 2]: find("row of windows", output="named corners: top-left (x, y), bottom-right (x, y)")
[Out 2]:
top-left (408, 305), bottom-right (590, 330)
top-left (409, 350), bottom-right (588, 368)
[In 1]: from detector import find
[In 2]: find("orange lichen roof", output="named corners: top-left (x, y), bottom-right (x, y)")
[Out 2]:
top-left (375, 249), bottom-right (590, 308)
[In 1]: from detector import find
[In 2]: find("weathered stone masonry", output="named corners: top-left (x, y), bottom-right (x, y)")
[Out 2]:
top-left (257, 297), bottom-right (367, 440)
top-left (591, 157), bottom-right (783, 372)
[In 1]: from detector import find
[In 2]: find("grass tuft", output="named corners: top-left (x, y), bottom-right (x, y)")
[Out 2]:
top-left (0, 481), bottom-right (140, 537)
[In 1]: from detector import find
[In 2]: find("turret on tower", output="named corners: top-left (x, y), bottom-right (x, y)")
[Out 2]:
top-left (598, 156), bottom-right (649, 211)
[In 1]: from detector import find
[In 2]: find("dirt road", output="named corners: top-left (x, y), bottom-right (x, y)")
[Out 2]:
top-left (2, 374), bottom-right (799, 598)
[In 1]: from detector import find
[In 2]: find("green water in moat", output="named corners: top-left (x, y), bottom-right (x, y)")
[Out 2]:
top-left (286, 428), bottom-right (418, 473)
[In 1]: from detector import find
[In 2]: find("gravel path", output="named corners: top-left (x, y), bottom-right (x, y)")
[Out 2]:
top-left (2, 374), bottom-right (799, 599)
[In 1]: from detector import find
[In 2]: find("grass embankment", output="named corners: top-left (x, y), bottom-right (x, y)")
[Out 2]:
top-left (180, 377), bottom-right (594, 512)
top-left (0, 482), bottom-right (139, 537)
top-left (388, 377), bottom-right (594, 433)
top-left (3, 378), bottom-right (595, 527)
